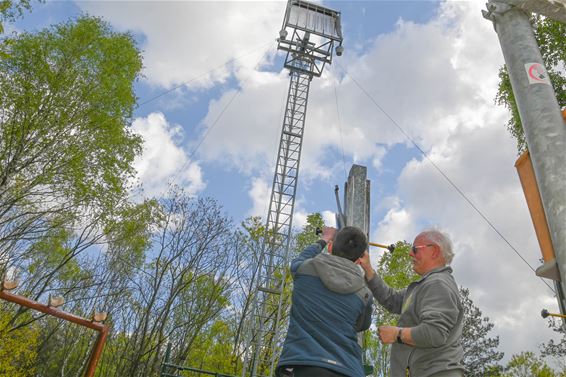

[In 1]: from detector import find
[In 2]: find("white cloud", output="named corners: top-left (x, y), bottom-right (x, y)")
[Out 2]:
top-left (322, 210), bottom-right (337, 228)
top-left (247, 176), bottom-right (269, 218)
top-left (364, 1), bottom-right (560, 362)
top-left (375, 206), bottom-right (417, 245)
top-left (77, 0), bottom-right (285, 89)
top-left (187, 2), bottom-right (561, 361)
top-left (196, 70), bottom-right (289, 174)
top-left (293, 210), bottom-right (308, 231)
top-left (78, 0), bottom-right (562, 364)
top-left (132, 112), bottom-right (205, 197)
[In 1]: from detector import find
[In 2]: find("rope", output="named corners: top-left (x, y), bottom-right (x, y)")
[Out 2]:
top-left (336, 62), bottom-right (556, 295)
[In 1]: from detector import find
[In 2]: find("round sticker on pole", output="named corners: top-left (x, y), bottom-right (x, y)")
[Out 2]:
top-left (525, 63), bottom-right (551, 85)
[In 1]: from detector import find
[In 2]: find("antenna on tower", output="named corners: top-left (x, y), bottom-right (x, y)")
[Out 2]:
top-left (241, 1), bottom-right (343, 376)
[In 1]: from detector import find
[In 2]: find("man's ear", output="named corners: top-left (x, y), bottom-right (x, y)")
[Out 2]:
top-left (327, 242), bottom-right (333, 254)
top-left (431, 244), bottom-right (441, 259)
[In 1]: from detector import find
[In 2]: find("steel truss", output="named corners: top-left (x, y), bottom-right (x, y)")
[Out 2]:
top-left (241, 2), bottom-right (343, 376)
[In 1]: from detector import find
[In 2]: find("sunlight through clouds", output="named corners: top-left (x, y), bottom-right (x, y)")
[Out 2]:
top-left (132, 112), bottom-right (206, 198)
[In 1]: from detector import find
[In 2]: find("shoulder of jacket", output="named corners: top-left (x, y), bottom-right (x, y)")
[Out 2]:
top-left (421, 271), bottom-right (459, 295)
top-left (296, 258), bottom-right (317, 276)
top-left (356, 286), bottom-right (372, 305)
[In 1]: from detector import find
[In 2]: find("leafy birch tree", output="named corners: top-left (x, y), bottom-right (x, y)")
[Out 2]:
top-left (0, 0), bottom-right (33, 34)
top-left (0, 15), bottom-right (143, 274)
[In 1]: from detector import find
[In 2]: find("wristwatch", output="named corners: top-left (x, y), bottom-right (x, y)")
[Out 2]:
top-left (396, 328), bottom-right (404, 344)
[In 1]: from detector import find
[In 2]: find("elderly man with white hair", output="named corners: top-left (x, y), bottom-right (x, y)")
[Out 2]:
top-left (358, 229), bottom-right (464, 377)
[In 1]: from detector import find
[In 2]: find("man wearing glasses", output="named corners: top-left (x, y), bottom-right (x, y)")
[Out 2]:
top-left (358, 229), bottom-right (464, 377)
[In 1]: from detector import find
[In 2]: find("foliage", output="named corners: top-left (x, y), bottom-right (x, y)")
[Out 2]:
top-left (184, 320), bottom-right (236, 375)
top-left (539, 318), bottom-right (566, 373)
top-left (0, 0), bottom-right (34, 34)
top-left (376, 241), bottom-right (417, 289)
top-left (0, 185), bottom-right (239, 377)
top-left (0, 14), bottom-right (160, 377)
top-left (0, 305), bottom-right (39, 377)
top-left (0, 16), bottom-right (142, 201)
top-left (227, 216), bottom-right (265, 373)
top-left (495, 16), bottom-right (566, 153)
top-left (366, 241), bottom-right (416, 376)
top-left (460, 287), bottom-right (504, 376)
top-left (104, 190), bottom-right (240, 377)
top-left (0, 16), bottom-right (143, 269)
top-left (503, 351), bottom-right (556, 377)
top-left (294, 212), bottom-right (324, 253)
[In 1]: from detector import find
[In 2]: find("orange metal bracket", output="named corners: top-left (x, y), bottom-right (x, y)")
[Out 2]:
top-left (515, 151), bottom-right (555, 263)
top-left (0, 289), bottom-right (109, 377)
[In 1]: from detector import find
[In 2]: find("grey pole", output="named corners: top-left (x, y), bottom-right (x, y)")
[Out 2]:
top-left (344, 164), bottom-right (371, 236)
top-left (484, 1), bottom-right (566, 315)
top-left (343, 164), bottom-right (371, 367)
top-left (498, 0), bottom-right (566, 24)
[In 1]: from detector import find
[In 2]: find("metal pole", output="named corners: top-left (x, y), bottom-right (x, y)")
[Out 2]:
top-left (0, 289), bottom-right (109, 377)
top-left (160, 343), bottom-right (172, 377)
top-left (484, 1), bottom-right (566, 315)
top-left (84, 325), bottom-right (109, 377)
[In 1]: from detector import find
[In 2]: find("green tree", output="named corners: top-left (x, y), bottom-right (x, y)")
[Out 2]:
top-left (0, 0), bottom-right (33, 34)
top-left (365, 241), bottom-right (416, 376)
top-left (23, 201), bottom-right (157, 377)
top-left (229, 216), bottom-right (266, 373)
top-left (460, 287), bottom-right (504, 376)
top-left (495, 16), bottom-right (566, 153)
top-left (0, 305), bottom-right (39, 377)
top-left (0, 15), bottom-right (143, 270)
top-left (503, 351), bottom-right (555, 377)
top-left (104, 189), bottom-right (240, 377)
top-left (185, 320), bottom-right (238, 375)
top-left (539, 318), bottom-right (566, 374)
top-left (294, 212), bottom-right (324, 253)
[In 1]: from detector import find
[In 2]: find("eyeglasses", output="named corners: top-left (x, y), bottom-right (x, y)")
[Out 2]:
top-left (411, 244), bottom-right (435, 254)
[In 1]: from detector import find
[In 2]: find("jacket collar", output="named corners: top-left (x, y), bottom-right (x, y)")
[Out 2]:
top-left (417, 265), bottom-right (452, 282)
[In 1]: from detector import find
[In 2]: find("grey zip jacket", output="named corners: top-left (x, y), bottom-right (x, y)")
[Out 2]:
top-left (367, 266), bottom-right (464, 377)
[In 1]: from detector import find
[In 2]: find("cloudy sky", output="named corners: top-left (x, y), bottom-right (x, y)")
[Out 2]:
top-left (16, 0), bottom-right (562, 364)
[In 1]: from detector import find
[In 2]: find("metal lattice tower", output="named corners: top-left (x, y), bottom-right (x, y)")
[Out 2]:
top-left (241, 1), bottom-right (343, 377)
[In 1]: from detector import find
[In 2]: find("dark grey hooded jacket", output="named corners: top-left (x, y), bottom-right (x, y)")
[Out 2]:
top-left (277, 241), bottom-right (373, 377)
top-left (367, 266), bottom-right (464, 377)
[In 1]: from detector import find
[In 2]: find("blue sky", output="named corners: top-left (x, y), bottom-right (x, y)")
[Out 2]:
top-left (12, 0), bottom-right (563, 365)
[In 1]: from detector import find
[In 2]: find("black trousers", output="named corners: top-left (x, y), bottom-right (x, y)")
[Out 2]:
top-left (276, 365), bottom-right (348, 377)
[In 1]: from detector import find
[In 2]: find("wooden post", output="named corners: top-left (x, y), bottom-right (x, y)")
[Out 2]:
top-left (515, 151), bottom-right (560, 281)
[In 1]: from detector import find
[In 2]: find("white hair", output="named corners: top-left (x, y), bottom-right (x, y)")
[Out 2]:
top-left (420, 228), bottom-right (454, 265)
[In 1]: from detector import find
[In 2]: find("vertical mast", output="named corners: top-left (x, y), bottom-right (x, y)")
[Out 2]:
top-left (241, 1), bottom-right (344, 376)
